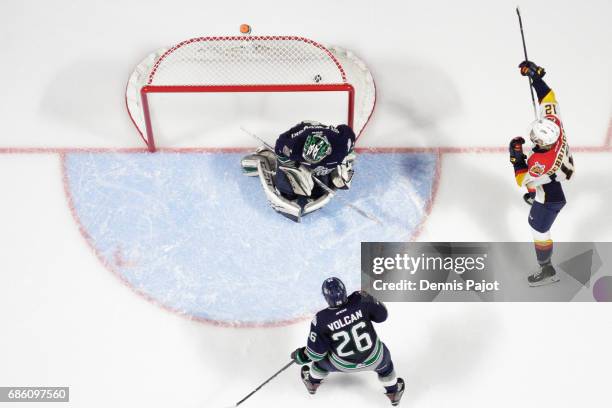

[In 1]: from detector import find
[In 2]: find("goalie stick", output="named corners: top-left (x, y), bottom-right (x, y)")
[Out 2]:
top-left (240, 127), bottom-right (384, 226)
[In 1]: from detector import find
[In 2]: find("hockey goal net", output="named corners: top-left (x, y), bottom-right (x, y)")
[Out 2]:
top-left (126, 35), bottom-right (376, 151)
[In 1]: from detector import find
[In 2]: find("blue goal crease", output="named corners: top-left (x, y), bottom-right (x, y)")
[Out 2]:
top-left (64, 152), bottom-right (437, 324)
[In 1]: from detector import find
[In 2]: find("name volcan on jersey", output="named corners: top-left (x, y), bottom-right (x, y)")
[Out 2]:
top-left (327, 309), bottom-right (364, 331)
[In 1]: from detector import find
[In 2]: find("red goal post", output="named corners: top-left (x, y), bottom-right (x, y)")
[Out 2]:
top-left (126, 35), bottom-right (375, 151)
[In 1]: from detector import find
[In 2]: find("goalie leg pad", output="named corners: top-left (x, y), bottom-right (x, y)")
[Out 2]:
top-left (303, 191), bottom-right (332, 215)
top-left (243, 148), bottom-right (332, 221)
top-left (276, 164), bottom-right (315, 197)
top-left (256, 158), bottom-right (303, 222)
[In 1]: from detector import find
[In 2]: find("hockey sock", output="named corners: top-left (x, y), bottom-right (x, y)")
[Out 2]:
top-left (309, 363), bottom-right (328, 383)
top-left (378, 363), bottom-right (397, 391)
top-left (534, 239), bottom-right (553, 265)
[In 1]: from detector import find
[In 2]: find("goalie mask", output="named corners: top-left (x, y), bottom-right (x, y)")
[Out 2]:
top-left (302, 133), bottom-right (332, 164)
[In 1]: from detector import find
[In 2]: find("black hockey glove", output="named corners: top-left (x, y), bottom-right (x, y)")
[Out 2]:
top-left (519, 61), bottom-right (546, 80)
top-left (523, 192), bottom-right (535, 206)
top-left (509, 137), bottom-right (527, 166)
top-left (291, 347), bottom-right (311, 365)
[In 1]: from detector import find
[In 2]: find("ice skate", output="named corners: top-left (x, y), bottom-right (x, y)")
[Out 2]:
top-left (528, 263), bottom-right (560, 287)
top-left (385, 377), bottom-right (405, 406)
top-left (300, 366), bottom-right (321, 395)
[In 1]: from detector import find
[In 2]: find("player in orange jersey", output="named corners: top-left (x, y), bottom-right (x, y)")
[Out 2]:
top-left (509, 61), bottom-right (575, 286)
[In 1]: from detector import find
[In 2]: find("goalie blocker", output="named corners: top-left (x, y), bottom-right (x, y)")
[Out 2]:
top-left (241, 121), bottom-right (356, 222)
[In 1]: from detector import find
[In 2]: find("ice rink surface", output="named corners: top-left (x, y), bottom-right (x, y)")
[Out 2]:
top-left (64, 151), bottom-right (436, 324)
top-left (1, 0), bottom-right (612, 407)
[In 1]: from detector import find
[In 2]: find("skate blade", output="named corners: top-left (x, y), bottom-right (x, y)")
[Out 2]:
top-left (528, 275), bottom-right (560, 287)
top-left (391, 391), bottom-right (404, 406)
top-left (302, 382), bottom-right (317, 395)
top-left (387, 387), bottom-right (404, 406)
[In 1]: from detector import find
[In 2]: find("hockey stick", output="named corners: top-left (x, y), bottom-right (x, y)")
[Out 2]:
top-left (240, 127), bottom-right (384, 226)
top-left (516, 6), bottom-right (538, 119)
top-left (233, 360), bottom-right (295, 406)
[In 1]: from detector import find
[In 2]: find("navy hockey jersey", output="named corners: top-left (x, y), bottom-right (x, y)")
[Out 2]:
top-left (305, 291), bottom-right (388, 370)
top-left (274, 121), bottom-right (355, 173)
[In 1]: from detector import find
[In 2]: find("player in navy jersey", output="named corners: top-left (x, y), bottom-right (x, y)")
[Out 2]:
top-left (274, 121), bottom-right (355, 176)
top-left (241, 121), bottom-right (356, 222)
top-left (290, 277), bottom-right (405, 406)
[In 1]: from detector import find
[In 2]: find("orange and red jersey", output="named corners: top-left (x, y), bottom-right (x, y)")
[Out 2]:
top-left (514, 82), bottom-right (575, 204)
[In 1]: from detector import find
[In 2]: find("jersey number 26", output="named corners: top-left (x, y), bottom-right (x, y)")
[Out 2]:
top-left (331, 322), bottom-right (373, 357)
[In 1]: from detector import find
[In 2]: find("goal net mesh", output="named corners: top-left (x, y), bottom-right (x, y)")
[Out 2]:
top-left (147, 36), bottom-right (347, 86)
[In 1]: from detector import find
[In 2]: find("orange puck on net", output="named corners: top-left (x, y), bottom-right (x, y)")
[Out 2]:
top-left (240, 24), bottom-right (252, 34)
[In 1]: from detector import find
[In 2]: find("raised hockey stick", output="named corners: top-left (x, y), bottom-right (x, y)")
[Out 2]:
top-left (516, 6), bottom-right (538, 119)
top-left (240, 127), bottom-right (384, 226)
top-left (233, 360), bottom-right (295, 406)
